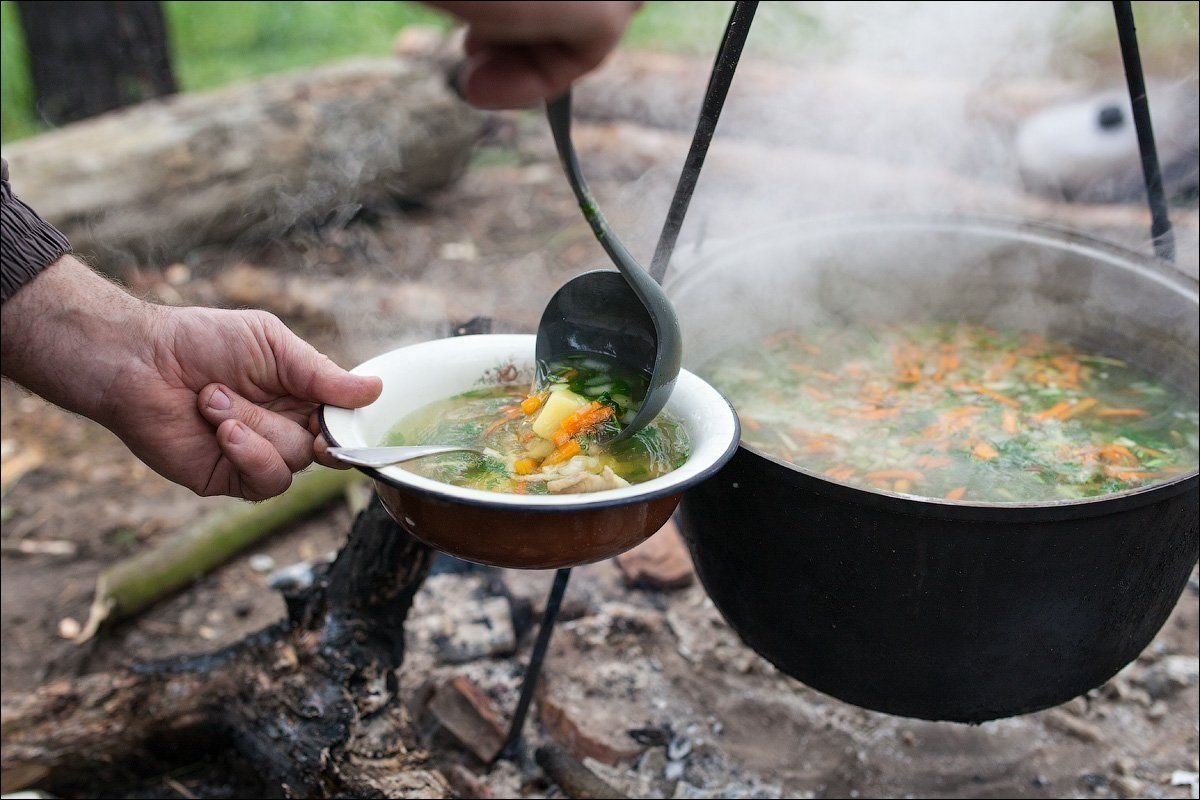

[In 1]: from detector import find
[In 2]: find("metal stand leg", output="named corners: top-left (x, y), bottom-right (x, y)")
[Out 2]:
top-left (495, 567), bottom-right (572, 762)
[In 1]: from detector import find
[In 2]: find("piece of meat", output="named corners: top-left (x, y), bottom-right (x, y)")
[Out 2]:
top-left (547, 466), bottom-right (630, 494)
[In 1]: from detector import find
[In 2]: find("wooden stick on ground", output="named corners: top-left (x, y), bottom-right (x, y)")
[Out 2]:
top-left (535, 744), bottom-right (630, 800)
top-left (74, 467), bottom-right (363, 642)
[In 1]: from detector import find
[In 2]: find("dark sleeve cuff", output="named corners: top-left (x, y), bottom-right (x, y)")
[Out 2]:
top-left (1, 158), bottom-right (72, 304)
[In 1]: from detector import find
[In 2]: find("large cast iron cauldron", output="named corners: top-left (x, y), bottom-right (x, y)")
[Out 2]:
top-left (668, 216), bottom-right (1199, 723)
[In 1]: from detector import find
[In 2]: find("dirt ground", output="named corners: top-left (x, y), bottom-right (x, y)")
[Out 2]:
top-left (2, 88), bottom-right (1199, 798)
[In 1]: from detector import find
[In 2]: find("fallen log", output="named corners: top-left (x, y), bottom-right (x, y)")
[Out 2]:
top-left (1, 495), bottom-right (445, 798)
top-left (3, 57), bottom-right (482, 274)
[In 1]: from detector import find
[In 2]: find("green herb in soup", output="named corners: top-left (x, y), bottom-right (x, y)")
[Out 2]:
top-left (385, 356), bottom-right (690, 494)
top-left (702, 323), bottom-right (1199, 502)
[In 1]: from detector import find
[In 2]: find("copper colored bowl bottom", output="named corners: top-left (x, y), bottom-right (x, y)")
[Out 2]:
top-left (375, 482), bottom-right (681, 569)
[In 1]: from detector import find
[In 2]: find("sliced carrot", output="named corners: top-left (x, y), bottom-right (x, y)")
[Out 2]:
top-left (945, 486), bottom-right (968, 501)
top-left (802, 386), bottom-right (830, 401)
top-left (542, 439), bottom-right (582, 466)
top-left (1002, 408), bottom-right (1019, 434)
top-left (894, 479), bottom-right (912, 493)
top-left (1096, 408), bottom-right (1149, 418)
top-left (969, 384), bottom-right (1021, 408)
top-left (972, 441), bottom-right (999, 460)
top-left (521, 395), bottom-right (544, 416)
top-left (483, 407), bottom-right (523, 436)
top-left (557, 402), bottom-right (615, 440)
top-left (863, 469), bottom-right (924, 482)
top-left (857, 407), bottom-right (900, 420)
top-left (814, 370), bottom-right (840, 382)
top-left (1032, 401), bottom-right (1072, 422)
top-left (1103, 466), bottom-right (1157, 481)
top-left (1061, 397), bottom-right (1098, 420)
top-left (915, 455), bottom-right (952, 469)
top-left (1098, 444), bottom-right (1137, 466)
top-left (513, 458), bottom-right (538, 475)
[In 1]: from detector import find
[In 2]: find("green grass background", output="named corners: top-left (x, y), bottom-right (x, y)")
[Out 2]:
top-left (1, 1), bottom-right (1195, 143)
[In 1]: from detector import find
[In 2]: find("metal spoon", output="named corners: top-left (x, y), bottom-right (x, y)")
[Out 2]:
top-left (327, 445), bottom-right (485, 469)
top-left (538, 90), bottom-right (682, 443)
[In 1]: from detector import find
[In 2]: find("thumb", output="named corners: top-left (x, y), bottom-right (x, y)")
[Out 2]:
top-left (273, 329), bottom-right (382, 408)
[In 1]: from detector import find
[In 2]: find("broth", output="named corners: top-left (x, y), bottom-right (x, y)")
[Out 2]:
top-left (385, 355), bottom-right (690, 494)
top-left (701, 322), bottom-right (1199, 502)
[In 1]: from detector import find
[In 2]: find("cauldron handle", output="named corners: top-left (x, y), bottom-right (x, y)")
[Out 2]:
top-left (1112, 1), bottom-right (1175, 262)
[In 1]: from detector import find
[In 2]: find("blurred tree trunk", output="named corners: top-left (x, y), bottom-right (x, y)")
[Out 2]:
top-left (16, 0), bottom-right (177, 125)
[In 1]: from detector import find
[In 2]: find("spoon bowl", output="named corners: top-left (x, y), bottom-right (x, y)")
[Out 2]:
top-left (538, 91), bottom-right (682, 442)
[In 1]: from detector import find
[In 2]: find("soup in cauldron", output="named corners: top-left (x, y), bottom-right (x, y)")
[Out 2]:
top-left (702, 322), bottom-right (1199, 502)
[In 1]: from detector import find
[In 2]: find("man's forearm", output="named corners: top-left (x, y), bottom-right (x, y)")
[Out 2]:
top-left (0, 254), bottom-right (161, 426)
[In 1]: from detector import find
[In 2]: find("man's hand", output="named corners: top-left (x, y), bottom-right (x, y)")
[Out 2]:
top-left (429, 1), bottom-right (640, 109)
top-left (1, 256), bottom-right (380, 500)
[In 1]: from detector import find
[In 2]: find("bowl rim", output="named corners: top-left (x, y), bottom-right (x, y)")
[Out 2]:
top-left (665, 212), bottom-right (1200, 513)
top-left (320, 334), bottom-right (741, 512)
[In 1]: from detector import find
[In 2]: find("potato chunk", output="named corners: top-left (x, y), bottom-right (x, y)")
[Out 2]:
top-left (531, 389), bottom-right (589, 439)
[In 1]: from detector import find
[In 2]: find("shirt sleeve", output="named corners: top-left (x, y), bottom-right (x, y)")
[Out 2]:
top-left (1, 157), bottom-right (72, 304)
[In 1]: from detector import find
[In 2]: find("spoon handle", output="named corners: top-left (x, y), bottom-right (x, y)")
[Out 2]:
top-left (327, 445), bottom-right (484, 468)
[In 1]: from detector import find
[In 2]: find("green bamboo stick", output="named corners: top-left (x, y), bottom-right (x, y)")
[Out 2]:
top-left (75, 467), bottom-right (364, 642)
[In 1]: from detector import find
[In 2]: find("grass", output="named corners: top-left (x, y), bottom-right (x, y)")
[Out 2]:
top-left (1, 1), bottom-right (1195, 143)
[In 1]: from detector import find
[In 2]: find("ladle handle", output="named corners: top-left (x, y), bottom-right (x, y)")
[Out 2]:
top-left (545, 92), bottom-right (664, 314)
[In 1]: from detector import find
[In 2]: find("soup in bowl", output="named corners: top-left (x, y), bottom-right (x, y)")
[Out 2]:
top-left (321, 334), bottom-right (739, 569)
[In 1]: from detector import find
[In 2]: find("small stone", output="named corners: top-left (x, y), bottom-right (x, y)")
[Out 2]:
top-left (1046, 710), bottom-right (1104, 743)
top-left (615, 518), bottom-right (694, 591)
top-left (1146, 700), bottom-right (1169, 720)
top-left (57, 617), bottom-right (81, 639)
top-left (664, 760), bottom-right (685, 781)
top-left (1113, 756), bottom-right (1137, 776)
top-left (198, 625), bottom-right (218, 640)
top-left (248, 553), bottom-right (276, 573)
top-left (1139, 655), bottom-right (1199, 699)
top-left (1062, 696), bottom-right (1089, 716)
top-left (1112, 776), bottom-right (1145, 798)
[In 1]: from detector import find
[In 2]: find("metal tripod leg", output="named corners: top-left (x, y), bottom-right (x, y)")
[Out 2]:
top-left (494, 567), bottom-right (572, 762)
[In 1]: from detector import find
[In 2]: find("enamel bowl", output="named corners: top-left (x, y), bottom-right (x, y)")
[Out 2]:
top-left (321, 334), bottom-right (740, 569)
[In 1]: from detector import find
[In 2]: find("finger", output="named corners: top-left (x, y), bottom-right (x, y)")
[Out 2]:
top-left (264, 320), bottom-right (383, 408)
top-left (461, 44), bottom-right (600, 110)
top-left (215, 419), bottom-right (293, 500)
top-left (312, 432), bottom-right (350, 470)
top-left (198, 384), bottom-right (314, 472)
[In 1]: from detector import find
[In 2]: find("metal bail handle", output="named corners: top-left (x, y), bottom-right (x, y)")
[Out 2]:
top-left (1112, 1), bottom-right (1175, 262)
top-left (650, 0), bottom-right (760, 285)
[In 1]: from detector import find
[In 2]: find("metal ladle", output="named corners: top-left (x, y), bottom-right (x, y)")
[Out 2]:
top-left (536, 90), bottom-right (683, 443)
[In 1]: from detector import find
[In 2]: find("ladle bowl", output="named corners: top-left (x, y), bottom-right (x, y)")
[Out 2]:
top-left (537, 92), bottom-right (682, 442)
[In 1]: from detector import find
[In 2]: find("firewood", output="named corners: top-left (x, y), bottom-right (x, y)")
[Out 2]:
top-left (73, 467), bottom-right (363, 642)
top-left (2, 495), bottom-right (444, 798)
top-left (535, 743), bottom-right (629, 800)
